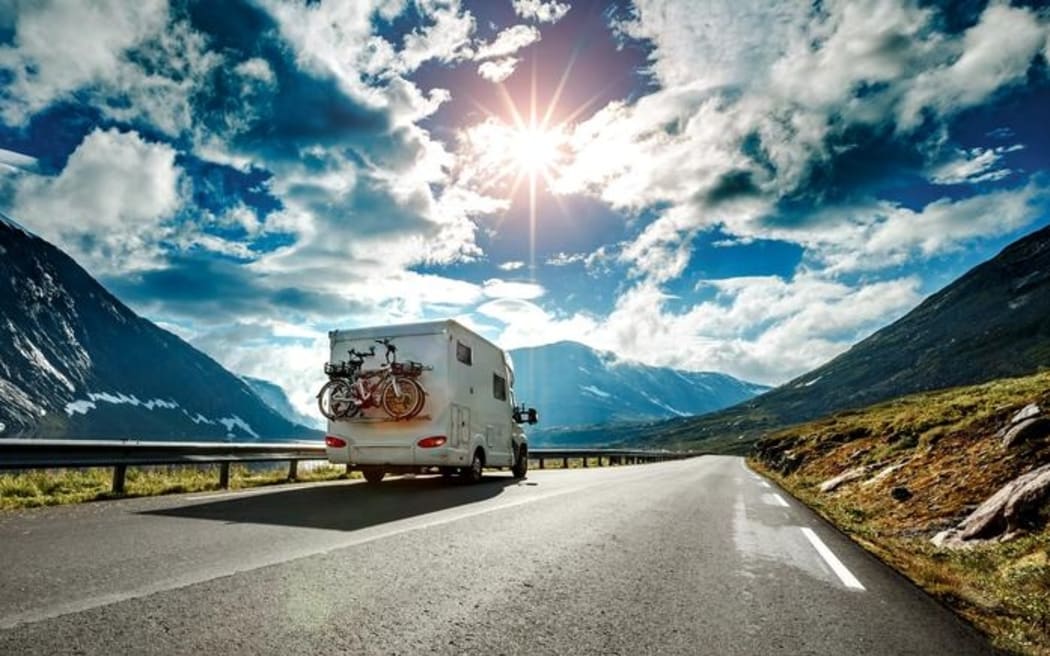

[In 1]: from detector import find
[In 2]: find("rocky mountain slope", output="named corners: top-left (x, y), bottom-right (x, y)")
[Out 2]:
top-left (0, 214), bottom-right (315, 440)
top-left (605, 223), bottom-right (1050, 453)
top-left (509, 341), bottom-right (767, 433)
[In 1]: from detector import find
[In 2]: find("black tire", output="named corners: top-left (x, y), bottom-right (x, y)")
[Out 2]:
top-left (362, 467), bottom-right (385, 484)
top-left (463, 449), bottom-right (484, 484)
top-left (317, 379), bottom-right (358, 419)
top-left (511, 444), bottom-right (528, 479)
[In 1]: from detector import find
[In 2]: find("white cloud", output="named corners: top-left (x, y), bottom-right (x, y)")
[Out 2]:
top-left (263, 0), bottom-right (476, 94)
top-left (482, 278), bottom-right (546, 300)
top-left (399, 2), bottom-right (477, 72)
top-left (477, 298), bottom-right (597, 349)
top-left (498, 260), bottom-right (526, 271)
top-left (191, 323), bottom-right (330, 422)
top-left (899, 4), bottom-right (1048, 129)
top-left (617, 0), bottom-right (811, 91)
top-left (478, 57), bottom-right (520, 82)
top-left (9, 128), bottom-right (182, 274)
top-left (234, 57), bottom-right (276, 85)
top-left (775, 182), bottom-right (1050, 273)
top-left (0, 0), bottom-right (169, 125)
top-left (512, 0), bottom-right (570, 24)
top-left (474, 24), bottom-right (540, 60)
top-left (554, 0), bottom-right (1050, 284)
top-left (545, 252), bottom-right (586, 266)
top-left (485, 273), bottom-right (922, 385)
top-left (0, 2), bottom-right (220, 136)
top-left (928, 145), bottom-right (1022, 185)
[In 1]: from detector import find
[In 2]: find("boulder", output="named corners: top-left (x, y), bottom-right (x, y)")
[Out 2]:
top-left (932, 463), bottom-right (1050, 548)
top-left (1001, 417), bottom-right (1050, 448)
top-left (863, 461), bottom-right (908, 486)
top-left (819, 465), bottom-right (871, 493)
top-left (1010, 403), bottom-right (1041, 425)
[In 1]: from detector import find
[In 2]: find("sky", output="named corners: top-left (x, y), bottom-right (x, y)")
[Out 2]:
top-left (1, 0), bottom-right (1049, 419)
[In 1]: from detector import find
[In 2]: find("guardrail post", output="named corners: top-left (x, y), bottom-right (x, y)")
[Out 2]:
top-left (288, 460), bottom-right (299, 481)
top-left (562, 457), bottom-right (569, 469)
top-left (345, 464), bottom-right (352, 478)
top-left (539, 458), bottom-right (545, 469)
top-left (112, 464), bottom-right (126, 495)
top-left (597, 456), bottom-right (603, 467)
top-left (218, 462), bottom-right (230, 489)
top-left (582, 457), bottom-right (589, 468)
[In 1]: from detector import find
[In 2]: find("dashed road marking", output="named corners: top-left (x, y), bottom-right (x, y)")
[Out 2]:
top-left (801, 527), bottom-right (865, 591)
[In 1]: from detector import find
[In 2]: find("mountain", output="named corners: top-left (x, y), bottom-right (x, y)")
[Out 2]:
top-left (243, 376), bottom-right (323, 430)
top-left (609, 223), bottom-right (1050, 453)
top-left (0, 215), bottom-right (317, 440)
top-left (508, 341), bottom-right (768, 438)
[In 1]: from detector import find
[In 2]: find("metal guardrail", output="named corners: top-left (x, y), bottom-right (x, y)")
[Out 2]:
top-left (0, 439), bottom-right (701, 495)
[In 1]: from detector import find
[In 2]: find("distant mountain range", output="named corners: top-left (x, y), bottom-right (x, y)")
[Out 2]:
top-left (0, 214), bottom-right (317, 440)
top-left (508, 341), bottom-right (768, 443)
top-left (590, 223), bottom-right (1050, 453)
top-left (243, 376), bottom-right (323, 430)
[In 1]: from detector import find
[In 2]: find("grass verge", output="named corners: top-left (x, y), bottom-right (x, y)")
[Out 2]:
top-left (0, 462), bottom-right (355, 511)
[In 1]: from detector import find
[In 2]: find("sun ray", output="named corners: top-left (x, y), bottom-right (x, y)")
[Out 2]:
top-left (540, 44), bottom-right (583, 130)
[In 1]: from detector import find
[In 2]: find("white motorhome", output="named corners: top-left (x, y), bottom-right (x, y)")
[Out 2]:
top-left (321, 320), bottom-right (537, 483)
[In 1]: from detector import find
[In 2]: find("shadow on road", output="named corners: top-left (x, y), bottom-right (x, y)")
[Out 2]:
top-left (141, 475), bottom-right (518, 532)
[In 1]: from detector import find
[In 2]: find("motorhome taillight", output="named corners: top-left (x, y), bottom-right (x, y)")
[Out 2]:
top-left (417, 435), bottom-right (447, 448)
top-left (325, 436), bottom-right (347, 448)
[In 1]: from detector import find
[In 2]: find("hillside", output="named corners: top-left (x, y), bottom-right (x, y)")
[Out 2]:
top-left (508, 341), bottom-right (767, 437)
top-left (607, 224), bottom-right (1050, 452)
top-left (749, 371), bottom-right (1050, 654)
top-left (0, 215), bottom-right (316, 440)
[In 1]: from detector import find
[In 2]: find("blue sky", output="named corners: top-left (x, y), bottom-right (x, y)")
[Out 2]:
top-left (1, 0), bottom-right (1048, 417)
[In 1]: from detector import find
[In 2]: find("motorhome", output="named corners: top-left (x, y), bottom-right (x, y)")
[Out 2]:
top-left (320, 320), bottom-right (537, 483)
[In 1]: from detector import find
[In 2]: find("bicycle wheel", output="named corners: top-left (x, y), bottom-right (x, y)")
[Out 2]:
top-left (380, 377), bottom-right (423, 420)
top-left (317, 379), bottom-right (357, 420)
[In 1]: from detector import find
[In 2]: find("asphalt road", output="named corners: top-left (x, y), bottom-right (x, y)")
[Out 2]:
top-left (0, 456), bottom-right (994, 655)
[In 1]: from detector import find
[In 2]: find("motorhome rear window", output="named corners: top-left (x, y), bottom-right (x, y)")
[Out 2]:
top-left (493, 373), bottom-right (507, 401)
top-left (456, 341), bottom-right (472, 365)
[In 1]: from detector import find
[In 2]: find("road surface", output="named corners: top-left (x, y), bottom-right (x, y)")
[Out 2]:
top-left (0, 456), bottom-right (994, 655)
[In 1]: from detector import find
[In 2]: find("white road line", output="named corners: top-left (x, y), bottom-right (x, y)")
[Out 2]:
top-left (801, 527), bottom-right (865, 591)
top-left (759, 481), bottom-right (771, 489)
top-left (770, 493), bottom-right (789, 507)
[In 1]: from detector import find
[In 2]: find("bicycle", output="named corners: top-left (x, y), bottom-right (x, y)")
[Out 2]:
top-left (317, 347), bottom-right (373, 420)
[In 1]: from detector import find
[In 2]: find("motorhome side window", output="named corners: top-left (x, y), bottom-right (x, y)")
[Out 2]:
top-left (456, 341), bottom-right (472, 365)
top-left (493, 373), bottom-right (507, 401)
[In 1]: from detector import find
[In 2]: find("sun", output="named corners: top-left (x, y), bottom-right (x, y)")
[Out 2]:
top-left (463, 55), bottom-right (601, 273)
top-left (510, 125), bottom-right (563, 175)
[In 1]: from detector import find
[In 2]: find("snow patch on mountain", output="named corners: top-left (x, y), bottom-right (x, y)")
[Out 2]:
top-left (581, 384), bottom-right (611, 398)
top-left (640, 391), bottom-right (689, 417)
top-left (16, 335), bottom-right (74, 392)
top-left (64, 392), bottom-right (180, 416)
top-left (184, 410), bottom-right (216, 425)
top-left (218, 415), bottom-right (259, 439)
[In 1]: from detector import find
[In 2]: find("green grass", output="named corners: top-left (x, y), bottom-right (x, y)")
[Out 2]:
top-left (0, 463), bottom-right (355, 511)
top-left (749, 370), bottom-right (1050, 655)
